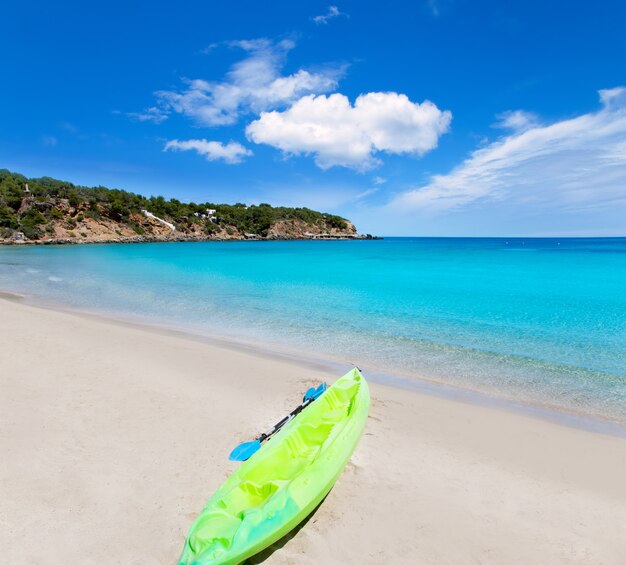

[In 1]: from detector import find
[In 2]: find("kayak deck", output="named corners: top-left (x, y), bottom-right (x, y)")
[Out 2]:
top-left (179, 368), bottom-right (370, 565)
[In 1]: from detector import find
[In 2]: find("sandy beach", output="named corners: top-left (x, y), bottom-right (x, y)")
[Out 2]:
top-left (1, 295), bottom-right (625, 564)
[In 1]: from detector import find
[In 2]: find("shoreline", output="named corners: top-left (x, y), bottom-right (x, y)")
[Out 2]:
top-left (2, 289), bottom-right (624, 438)
top-left (1, 294), bottom-right (625, 563)
top-left (0, 235), bottom-right (382, 246)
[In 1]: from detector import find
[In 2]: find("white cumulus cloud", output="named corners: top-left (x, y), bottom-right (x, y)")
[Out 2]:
top-left (246, 92), bottom-right (452, 170)
top-left (151, 39), bottom-right (343, 126)
top-left (390, 87), bottom-right (626, 225)
top-left (164, 139), bottom-right (252, 164)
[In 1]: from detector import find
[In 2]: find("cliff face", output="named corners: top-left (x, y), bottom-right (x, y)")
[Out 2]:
top-left (1, 195), bottom-right (362, 245)
top-left (265, 219), bottom-right (358, 240)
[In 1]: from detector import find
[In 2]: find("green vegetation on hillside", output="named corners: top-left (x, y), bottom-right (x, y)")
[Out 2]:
top-left (0, 169), bottom-right (349, 239)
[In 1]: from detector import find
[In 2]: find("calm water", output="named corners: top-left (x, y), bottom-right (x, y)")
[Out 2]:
top-left (1, 238), bottom-right (625, 422)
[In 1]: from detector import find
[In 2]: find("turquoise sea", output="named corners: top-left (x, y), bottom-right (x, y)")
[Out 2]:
top-left (1, 238), bottom-right (625, 425)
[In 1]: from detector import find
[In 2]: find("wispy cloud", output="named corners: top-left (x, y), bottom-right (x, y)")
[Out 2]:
top-left (246, 92), bottom-right (451, 170)
top-left (426, 0), bottom-right (455, 18)
top-left (493, 109), bottom-right (540, 132)
top-left (164, 139), bottom-right (252, 164)
top-left (126, 106), bottom-right (169, 124)
top-left (60, 122), bottom-right (79, 134)
top-left (41, 135), bottom-right (58, 147)
top-left (427, 0), bottom-right (440, 16)
top-left (354, 187), bottom-right (379, 200)
top-left (246, 181), bottom-right (378, 212)
top-left (390, 88), bottom-right (626, 225)
top-left (139, 38), bottom-right (343, 127)
top-left (313, 6), bottom-right (347, 25)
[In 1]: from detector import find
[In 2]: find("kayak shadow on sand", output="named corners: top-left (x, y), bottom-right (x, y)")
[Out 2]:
top-left (243, 493), bottom-right (330, 564)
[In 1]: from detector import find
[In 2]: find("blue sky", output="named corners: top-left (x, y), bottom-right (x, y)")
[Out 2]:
top-left (2, 0), bottom-right (626, 236)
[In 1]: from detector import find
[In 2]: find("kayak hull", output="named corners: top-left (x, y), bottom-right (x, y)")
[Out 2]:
top-left (179, 368), bottom-right (370, 565)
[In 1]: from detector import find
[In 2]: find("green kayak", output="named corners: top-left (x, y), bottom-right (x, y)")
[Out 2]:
top-left (179, 368), bottom-right (370, 565)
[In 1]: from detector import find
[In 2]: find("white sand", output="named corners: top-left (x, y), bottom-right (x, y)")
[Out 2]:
top-left (1, 296), bottom-right (625, 564)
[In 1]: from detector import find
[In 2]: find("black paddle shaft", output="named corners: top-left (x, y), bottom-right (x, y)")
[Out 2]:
top-left (257, 397), bottom-right (313, 443)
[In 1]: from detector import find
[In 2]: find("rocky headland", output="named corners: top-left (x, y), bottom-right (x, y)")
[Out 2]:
top-left (0, 170), bottom-right (377, 245)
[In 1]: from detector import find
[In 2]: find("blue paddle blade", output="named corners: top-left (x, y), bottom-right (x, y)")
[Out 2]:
top-left (304, 382), bottom-right (327, 401)
top-left (229, 439), bottom-right (261, 461)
